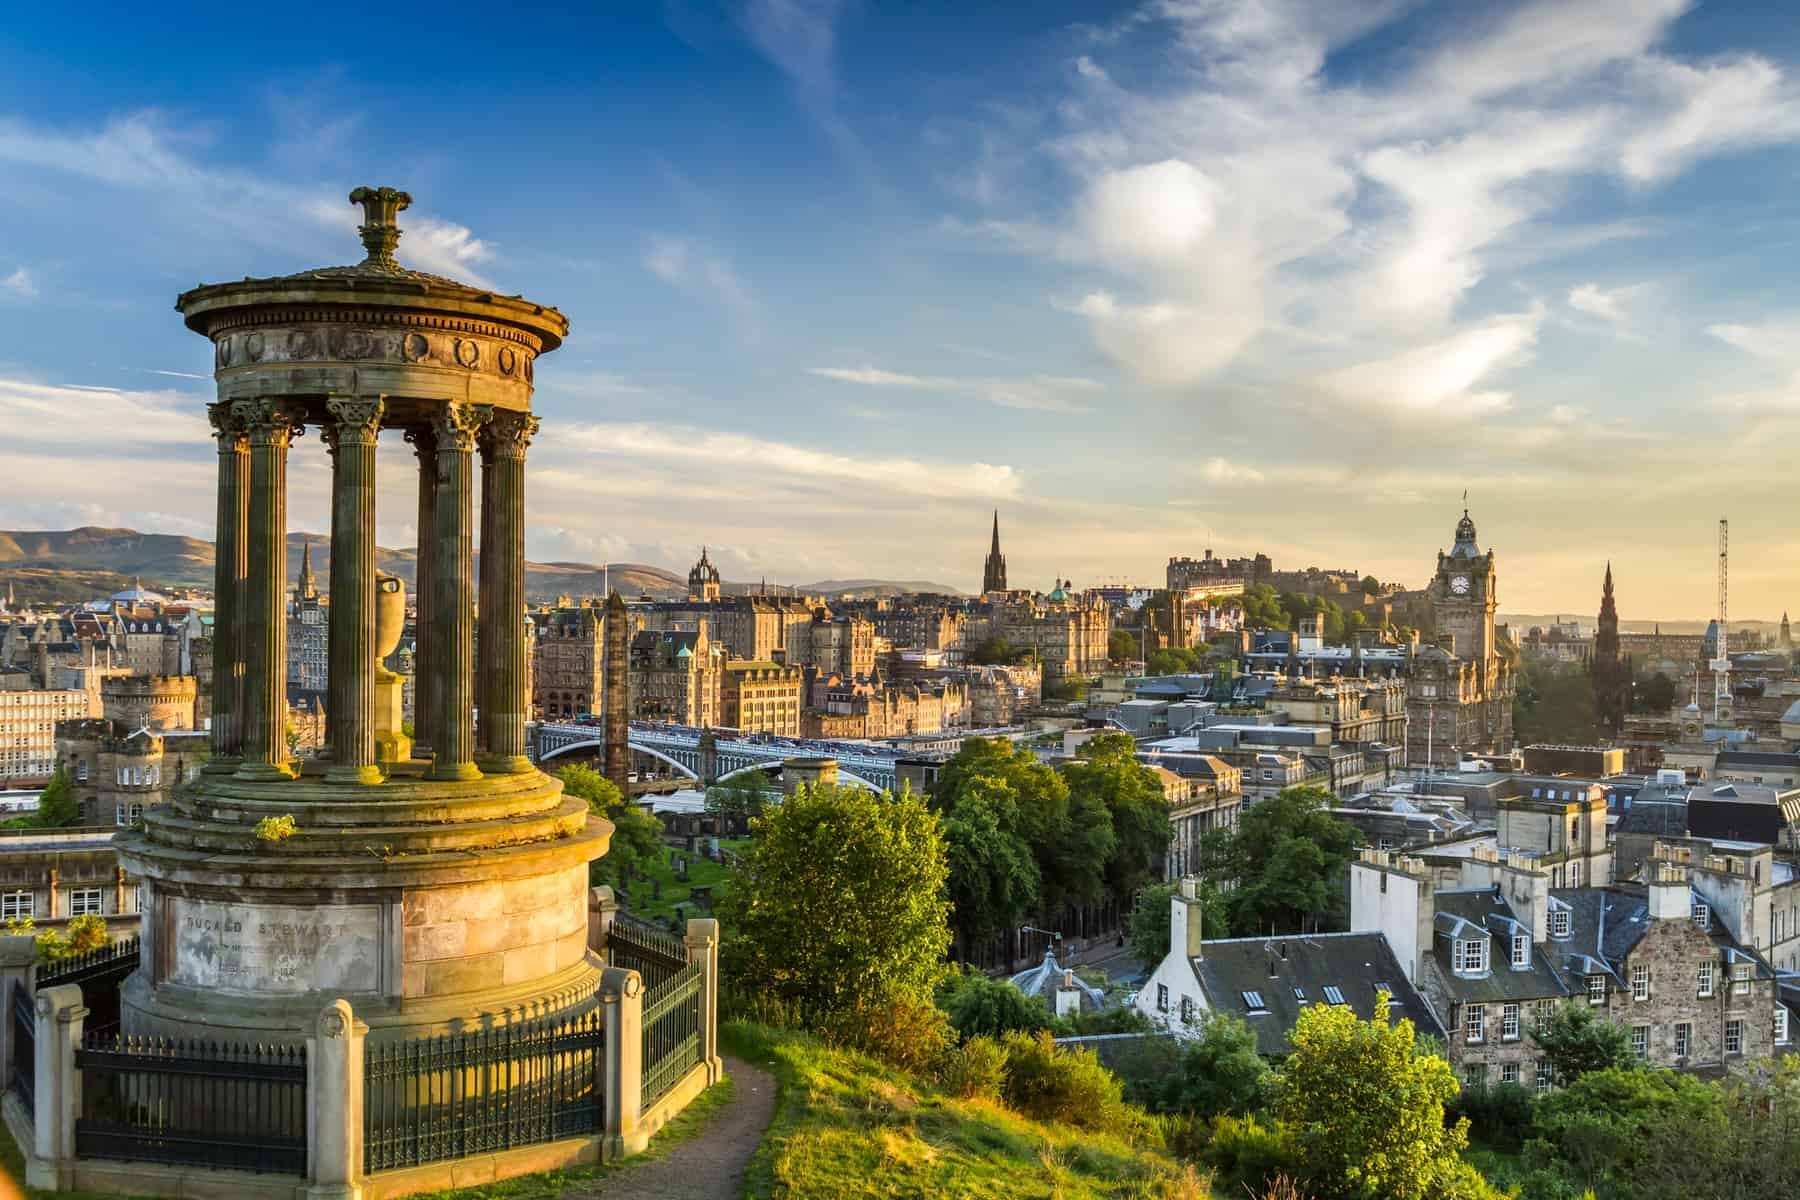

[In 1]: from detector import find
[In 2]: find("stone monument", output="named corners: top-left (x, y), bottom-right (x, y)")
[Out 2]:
top-left (115, 187), bottom-right (611, 1043)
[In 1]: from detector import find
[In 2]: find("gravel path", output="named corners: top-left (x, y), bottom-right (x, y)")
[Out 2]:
top-left (573, 1055), bottom-right (776, 1200)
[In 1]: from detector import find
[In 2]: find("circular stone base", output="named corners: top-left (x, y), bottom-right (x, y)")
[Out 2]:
top-left (113, 766), bottom-right (611, 1045)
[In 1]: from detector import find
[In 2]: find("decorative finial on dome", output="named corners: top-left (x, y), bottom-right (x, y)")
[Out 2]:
top-left (348, 186), bottom-right (413, 269)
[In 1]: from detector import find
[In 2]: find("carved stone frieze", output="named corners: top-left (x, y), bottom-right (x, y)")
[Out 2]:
top-left (208, 319), bottom-right (535, 382)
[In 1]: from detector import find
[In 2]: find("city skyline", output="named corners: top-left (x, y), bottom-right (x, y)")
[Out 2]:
top-left (4, 2), bottom-right (1800, 614)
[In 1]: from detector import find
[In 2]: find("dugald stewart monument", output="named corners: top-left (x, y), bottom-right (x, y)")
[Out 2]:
top-left (116, 187), bottom-right (612, 1044)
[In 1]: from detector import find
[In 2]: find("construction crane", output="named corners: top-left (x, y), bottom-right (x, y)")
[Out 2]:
top-left (1713, 518), bottom-right (1731, 726)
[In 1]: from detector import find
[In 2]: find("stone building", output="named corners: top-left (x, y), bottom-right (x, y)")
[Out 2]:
top-left (630, 623), bottom-right (725, 727)
top-left (1406, 506), bottom-right (1518, 766)
top-left (287, 539), bottom-right (329, 696)
top-left (1352, 848), bottom-right (1791, 1085)
top-left (977, 586), bottom-right (1110, 684)
top-left (531, 602), bottom-right (609, 718)
top-left (0, 688), bottom-right (94, 784)
top-left (100, 673), bottom-right (198, 733)
top-left (721, 660), bottom-right (802, 736)
top-left (810, 611), bottom-right (875, 679)
top-left (57, 721), bottom-right (209, 826)
top-left (0, 826), bottom-right (142, 932)
top-left (687, 546), bottom-right (722, 602)
top-left (1145, 754), bottom-right (1242, 878)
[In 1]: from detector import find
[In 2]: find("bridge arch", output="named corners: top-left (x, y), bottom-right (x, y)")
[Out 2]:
top-left (539, 738), bottom-right (704, 783)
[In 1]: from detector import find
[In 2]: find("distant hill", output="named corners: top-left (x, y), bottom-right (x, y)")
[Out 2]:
top-left (0, 527), bottom-right (952, 605)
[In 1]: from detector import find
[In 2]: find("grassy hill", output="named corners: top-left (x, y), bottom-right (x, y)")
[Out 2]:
top-left (727, 1022), bottom-right (1204, 1200)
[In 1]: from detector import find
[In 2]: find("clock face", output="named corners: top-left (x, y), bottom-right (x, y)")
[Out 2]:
top-left (1450, 575), bottom-right (1471, 595)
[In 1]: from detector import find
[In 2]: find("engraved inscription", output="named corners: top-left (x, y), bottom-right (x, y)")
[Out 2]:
top-left (169, 898), bottom-right (381, 995)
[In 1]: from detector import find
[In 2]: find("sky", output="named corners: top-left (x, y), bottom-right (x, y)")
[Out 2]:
top-left (3, 1), bottom-right (1800, 620)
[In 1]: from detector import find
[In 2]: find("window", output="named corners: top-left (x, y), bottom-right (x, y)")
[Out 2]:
top-left (1465, 1003), bottom-right (1486, 1043)
top-left (1535, 1059), bottom-right (1553, 1092)
top-left (1732, 963), bottom-right (1752, 996)
top-left (1500, 1062), bottom-right (1520, 1085)
top-left (68, 888), bottom-right (102, 917)
top-left (133, 885), bottom-right (142, 913)
top-left (1323, 985), bottom-right (1346, 1005)
top-left (1693, 902), bottom-right (1710, 931)
top-left (1502, 1003), bottom-right (1520, 1041)
top-left (1156, 984), bottom-right (1168, 1013)
top-left (1631, 964), bottom-right (1650, 1001)
top-left (0, 892), bottom-right (31, 921)
top-left (1550, 909), bottom-right (1570, 939)
top-left (1463, 1062), bottom-right (1487, 1087)
top-left (76, 760), bottom-right (88, 782)
top-left (1587, 974), bottom-right (1606, 1005)
top-left (1631, 1025), bottom-right (1649, 1058)
top-left (1675, 1023), bottom-right (1691, 1058)
top-left (1379, 872), bottom-right (1388, 892)
top-left (1241, 990), bottom-right (1266, 1012)
top-left (1511, 933), bottom-right (1530, 969)
top-left (1726, 1019), bottom-right (1744, 1056)
top-left (1777, 1007), bottom-right (1790, 1045)
top-left (115, 802), bottom-right (142, 827)
top-left (1180, 996), bottom-right (1195, 1024)
top-left (1458, 937), bottom-right (1489, 975)
top-left (1698, 961), bottom-right (1715, 997)
top-left (1293, 987), bottom-right (1307, 1003)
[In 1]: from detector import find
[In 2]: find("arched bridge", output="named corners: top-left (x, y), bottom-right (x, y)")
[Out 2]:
top-left (531, 720), bottom-right (904, 794)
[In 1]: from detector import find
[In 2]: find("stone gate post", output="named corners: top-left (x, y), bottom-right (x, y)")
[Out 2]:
top-left (26, 983), bottom-right (86, 1191)
top-left (684, 918), bottom-right (722, 1085)
top-left (306, 998), bottom-right (367, 1200)
top-left (600, 967), bottom-right (646, 1159)
top-left (0, 935), bottom-right (35, 1089)
top-left (588, 886), bottom-right (619, 955)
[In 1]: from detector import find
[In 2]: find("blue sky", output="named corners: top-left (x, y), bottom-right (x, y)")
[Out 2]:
top-left (4, 1), bottom-right (1800, 619)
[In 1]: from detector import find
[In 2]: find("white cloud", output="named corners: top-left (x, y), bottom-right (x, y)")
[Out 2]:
top-left (1619, 54), bottom-right (1800, 183)
top-left (1, 268), bottom-right (35, 298)
top-left (1200, 457), bottom-right (1264, 484)
top-left (1568, 283), bottom-right (1627, 322)
top-left (554, 421), bottom-right (1021, 500)
top-left (643, 235), bottom-right (755, 320)
top-left (1708, 319), bottom-right (1800, 363)
top-left (739, 0), bottom-right (844, 96)
top-left (807, 365), bottom-right (1099, 412)
top-left (0, 377), bottom-right (209, 445)
top-left (1312, 310), bottom-right (1541, 419)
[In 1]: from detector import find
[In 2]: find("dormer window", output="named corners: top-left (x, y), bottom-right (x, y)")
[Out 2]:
top-left (1550, 909), bottom-right (1571, 939)
top-left (1456, 937), bottom-right (1489, 976)
top-left (1511, 933), bottom-right (1530, 969)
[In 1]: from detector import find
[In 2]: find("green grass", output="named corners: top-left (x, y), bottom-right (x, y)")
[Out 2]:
top-left (622, 839), bottom-right (750, 925)
top-left (726, 1021), bottom-right (1208, 1200)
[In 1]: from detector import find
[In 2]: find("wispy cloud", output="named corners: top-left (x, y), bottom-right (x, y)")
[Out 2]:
top-left (1311, 310), bottom-right (1541, 420)
top-left (808, 365), bottom-right (1099, 412)
top-left (643, 234), bottom-right (756, 324)
top-left (1, 268), bottom-right (35, 298)
top-left (1568, 282), bottom-right (1628, 322)
top-left (1200, 457), bottom-right (1264, 484)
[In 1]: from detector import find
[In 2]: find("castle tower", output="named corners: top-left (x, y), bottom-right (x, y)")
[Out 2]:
top-left (1592, 562), bottom-right (1627, 737)
top-left (982, 511), bottom-right (1007, 595)
top-left (116, 188), bottom-right (609, 1045)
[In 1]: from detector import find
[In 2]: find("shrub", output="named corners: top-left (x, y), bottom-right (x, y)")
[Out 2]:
top-left (937, 969), bottom-right (1050, 1041)
top-left (940, 1034), bottom-right (1008, 1100)
top-left (36, 913), bottom-right (111, 965)
top-left (255, 814), bottom-right (297, 843)
top-left (998, 1030), bottom-right (1144, 1139)
top-left (1450, 1082), bottom-right (1534, 1153)
top-left (1203, 1113), bottom-right (1303, 1196)
top-left (839, 997), bottom-right (953, 1076)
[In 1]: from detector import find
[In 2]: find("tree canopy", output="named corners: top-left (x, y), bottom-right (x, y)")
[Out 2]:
top-left (1126, 879), bottom-right (1228, 971)
top-left (1139, 1011), bottom-right (1271, 1121)
top-left (1108, 630), bottom-right (1139, 663)
top-left (1514, 659), bottom-right (1601, 746)
top-left (558, 763), bottom-right (664, 893)
top-left (1528, 1000), bottom-right (1635, 1086)
top-left (938, 772), bottom-right (1040, 957)
top-left (718, 782), bottom-right (950, 1024)
top-left (34, 766), bottom-right (78, 828)
top-left (1201, 784), bottom-right (1360, 935)
top-left (1062, 732), bottom-right (1170, 911)
top-left (1146, 646), bottom-right (1201, 676)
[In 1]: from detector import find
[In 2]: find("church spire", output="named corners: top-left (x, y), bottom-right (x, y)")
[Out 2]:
top-left (982, 511), bottom-right (1008, 595)
top-left (1594, 561), bottom-right (1626, 737)
top-left (297, 540), bottom-right (317, 601)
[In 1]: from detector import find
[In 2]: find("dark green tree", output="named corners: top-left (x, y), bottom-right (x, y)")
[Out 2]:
top-left (718, 783), bottom-right (950, 1023)
top-left (1634, 670), bottom-right (1677, 713)
top-left (1140, 1011), bottom-right (1272, 1120)
top-left (939, 773), bottom-right (1040, 959)
top-left (1360, 575), bottom-right (1381, 597)
top-left (1514, 659), bottom-right (1602, 746)
top-left (1146, 646), bottom-right (1201, 675)
top-left (936, 969), bottom-right (1050, 1041)
top-left (559, 763), bottom-right (664, 891)
top-left (35, 766), bottom-right (78, 827)
top-left (1108, 630), bottom-right (1139, 663)
top-left (1207, 785), bottom-right (1360, 935)
top-left (705, 771), bottom-right (777, 823)
top-left (1529, 999), bottom-right (1635, 1085)
top-left (1062, 732), bottom-right (1170, 911)
top-left (1126, 880), bottom-right (1227, 971)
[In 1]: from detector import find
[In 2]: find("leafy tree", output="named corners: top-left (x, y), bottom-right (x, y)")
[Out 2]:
top-left (1529, 1000), bottom-right (1634, 1085)
top-left (936, 969), bottom-right (1050, 1041)
top-left (35, 912), bottom-right (111, 965)
top-left (938, 773), bottom-right (1040, 959)
top-left (1514, 659), bottom-right (1601, 746)
top-left (1207, 785), bottom-right (1360, 935)
top-left (1360, 575), bottom-right (1381, 597)
top-left (705, 772), bottom-right (777, 823)
top-left (559, 763), bottom-right (664, 891)
top-left (1146, 646), bottom-right (1201, 676)
top-left (1633, 670), bottom-right (1677, 713)
top-left (969, 636), bottom-right (1027, 666)
top-left (1108, 630), bottom-right (1140, 663)
top-left (1276, 996), bottom-right (1487, 1200)
top-left (717, 783), bottom-right (950, 1024)
top-left (34, 766), bottom-right (79, 827)
top-left (1063, 733), bottom-right (1170, 911)
top-left (1241, 584), bottom-right (1291, 631)
top-left (1139, 1011), bottom-right (1272, 1120)
top-left (1126, 879), bottom-right (1227, 971)
top-left (1525, 1065), bottom-right (1728, 1199)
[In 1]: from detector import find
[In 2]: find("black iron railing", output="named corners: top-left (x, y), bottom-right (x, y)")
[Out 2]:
top-left (641, 959), bottom-right (703, 1110)
top-left (607, 915), bottom-right (688, 988)
top-left (74, 1035), bottom-right (308, 1175)
top-left (39, 935), bottom-right (139, 1039)
top-left (9, 981), bottom-right (33, 1111)
top-left (364, 1003), bottom-right (606, 1173)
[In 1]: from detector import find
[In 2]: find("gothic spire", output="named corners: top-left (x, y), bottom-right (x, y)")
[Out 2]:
top-left (982, 511), bottom-right (1008, 594)
top-left (298, 540), bottom-right (316, 600)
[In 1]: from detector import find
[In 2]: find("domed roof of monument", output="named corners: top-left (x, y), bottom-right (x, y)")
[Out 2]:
top-left (175, 186), bottom-right (567, 351)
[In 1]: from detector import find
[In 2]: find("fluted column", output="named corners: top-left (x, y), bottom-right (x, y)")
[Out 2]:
top-left (475, 433), bottom-right (498, 761)
top-left (324, 398), bottom-right (385, 784)
top-left (407, 428), bottom-right (437, 760)
top-left (206, 402), bottom-right (248, 767)
top-left (236, 399), bottom-right (299, 781)
top-left (427, 403), bottom-right (488, 781)
top-left (478, 411), bottom-right (538, 773)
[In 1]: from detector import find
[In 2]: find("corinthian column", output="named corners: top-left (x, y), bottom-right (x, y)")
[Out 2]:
top-left (325, 397), bottom-right (385, 784)
top-left (207, 402), bottom-right (248, 767)
top-left (427, 403), bottom-right (489, 781)
top-left (406, 427), bottom-right (437, 760)
top-left (478, 411), bottom-right (538, 773)
top-left (235, 398), bottom-right (300, 781)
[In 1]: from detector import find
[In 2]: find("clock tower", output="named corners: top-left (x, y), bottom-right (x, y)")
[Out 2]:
top-left (1431, 505), bottom-right (1497, 663)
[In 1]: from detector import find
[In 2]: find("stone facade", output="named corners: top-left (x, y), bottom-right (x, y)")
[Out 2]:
top-left (629, 624), bottom-right (725, 727)
top-left (1406, 508), bottom-right (1518, 766)
top-left (721, 661), bottom-right (802, 736)
top-left (531, 603), bottom-right (607, 718)
top-left (0, 689), bottom-right (93, 784)
top-left (0, 826), bottom-right (141, 929)
top-left (57, 719), bottom-right (208, 827)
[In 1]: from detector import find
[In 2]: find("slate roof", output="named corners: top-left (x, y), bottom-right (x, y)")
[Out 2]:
top-left (1190, 931), bottom-right (1443, 1054)
top-left (1616, 799), bottom-right (1688, 838)
top-left (1430, 890), bottom-right (1573, 1003)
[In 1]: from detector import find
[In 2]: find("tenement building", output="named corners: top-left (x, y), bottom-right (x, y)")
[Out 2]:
top-left (531, 601), bottom-right (612, 718)
top-left (629, 623), bottom-right (726, 727)
top-left (1407, 507), bottom-right (1518, 766)
top-left (721, 660), bottom-right (802, 735)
